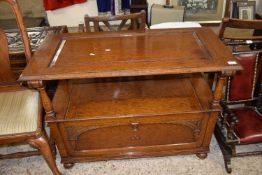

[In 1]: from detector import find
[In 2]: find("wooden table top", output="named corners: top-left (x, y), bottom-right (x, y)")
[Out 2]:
top-left (19, 28), bottom-right (241, 81)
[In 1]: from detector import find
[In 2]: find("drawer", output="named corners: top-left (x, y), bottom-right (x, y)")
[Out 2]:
top-left (59, 112), bottom-right (212, 157)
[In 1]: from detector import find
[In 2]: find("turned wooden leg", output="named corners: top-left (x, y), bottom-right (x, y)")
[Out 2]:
top-left (29, 134), bottom-right (61, 175)
top-left (223, 154), bottom-right (232, 173)
top-left (214, 124), bottom-right (233, 173)
top-left (196, 153), bottom-right (208, 159)
top-left (63, 162), bottom-right (75, 169)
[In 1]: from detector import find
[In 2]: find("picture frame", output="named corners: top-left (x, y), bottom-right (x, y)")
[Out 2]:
top-left (230, 0), bottom-right (248, 18)
top-left (176, 0), bottom-right (227, 24)
top-left (237, 1), bottom-right (256, 20)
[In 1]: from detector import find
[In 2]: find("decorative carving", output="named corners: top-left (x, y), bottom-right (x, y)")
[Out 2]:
top-left (187, 120), bottom-right (202, 141)
top-left (130, 122), bottom-right (139, 131)
top-left (131, 135), bottom-right (141, 141)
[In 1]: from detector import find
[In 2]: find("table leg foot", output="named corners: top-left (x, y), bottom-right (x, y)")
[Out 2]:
top-left (196, 153), bottom-right (207, 159)
top-left (63, 162), bottom-right (75, 169)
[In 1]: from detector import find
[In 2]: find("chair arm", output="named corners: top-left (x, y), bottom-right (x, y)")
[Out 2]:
top-left (78, 23), bottom-right (85, 32)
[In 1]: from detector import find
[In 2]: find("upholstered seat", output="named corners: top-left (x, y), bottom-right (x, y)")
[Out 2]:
top-left (0, 90), bottom-right (39, 135)
top-left (231, 107), bottom-right (262, 144)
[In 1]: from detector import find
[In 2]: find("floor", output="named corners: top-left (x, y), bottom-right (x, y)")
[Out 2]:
top-left (0, 136), bottom-right (262, 175)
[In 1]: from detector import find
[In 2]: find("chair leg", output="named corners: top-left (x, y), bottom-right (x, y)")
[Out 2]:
top-left (28, 133), bottom-right (61, 175)
top-left (49, 133), bottom-right (57, 157)
top-left (214, 124), bottom-right (233, 173)
top-left (221, 148), bottom-right (232, 174)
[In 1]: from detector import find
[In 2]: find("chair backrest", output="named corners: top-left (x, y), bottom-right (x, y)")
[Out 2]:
top-left (226, 52), bottom-right (261, 102)
top-left (0, 29), bottom-right (16, 85)
top-left (84, 11), bottom-right (146, 32)
top-left (219, 18), bottom-right (262, 40)
top-left (219, 18), bottom-right (262, 103)
top-left (0, 0), bottom-right (32, 62)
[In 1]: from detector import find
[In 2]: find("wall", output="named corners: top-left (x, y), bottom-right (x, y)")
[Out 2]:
top-left (47, 0), bottom-right (166, 27)
top-left (46, 0), bottom-right (262, 27)
top-left (256, 0), bottom-right (262, 14)
top-left (0, 0), bottom-right (45, 19)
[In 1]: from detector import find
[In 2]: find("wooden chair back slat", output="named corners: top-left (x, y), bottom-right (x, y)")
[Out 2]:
top-left (103, 21), bottom-right (113, 31)
top-left (0, 29), bottom-right (16, 84)
top-left (118, 19), bottom-right (128, 31)
top-left (219, 18), bottom-right (262, 103)
top-left (132, 19), bottom-right (138, 30)
top-left (0, 0), bottom-right (32, 62)
top-left (84, 10), bottom-right (146, 32)
top-left (219, 18), bottom-right (262, 39)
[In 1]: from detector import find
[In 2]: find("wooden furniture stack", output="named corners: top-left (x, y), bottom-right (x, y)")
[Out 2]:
top-left (19, 28), bottom-right (241, 168)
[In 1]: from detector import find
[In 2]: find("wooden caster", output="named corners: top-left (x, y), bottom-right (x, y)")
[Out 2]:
top-left (196, 153), bottom-right (208, 159)
top-left (63, 162), bottom-right (75, 169)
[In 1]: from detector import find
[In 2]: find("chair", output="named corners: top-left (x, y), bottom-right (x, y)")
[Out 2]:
top-left (0, 0), bottom-right (61, 174)
top-left (218, 18), bottom-right (262, 51)
top-left (215, 18), bottom-right (262, 173)
top-left (79, 10), bottom-right (146, 32)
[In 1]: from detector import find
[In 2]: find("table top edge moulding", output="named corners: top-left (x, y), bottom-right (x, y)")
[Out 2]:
top-left (19, 28), bottom-right (242, 82)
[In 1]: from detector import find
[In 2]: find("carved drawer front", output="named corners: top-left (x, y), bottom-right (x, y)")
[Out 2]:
top-left (61, 113), bottom-right (209, 156)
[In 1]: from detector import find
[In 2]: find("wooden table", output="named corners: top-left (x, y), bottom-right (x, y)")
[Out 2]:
top-left (19, 28), bottom-right (241, 168)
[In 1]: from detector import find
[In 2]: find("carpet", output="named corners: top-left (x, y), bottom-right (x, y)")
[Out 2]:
top-left (0, 135), bottom-right (262, 175)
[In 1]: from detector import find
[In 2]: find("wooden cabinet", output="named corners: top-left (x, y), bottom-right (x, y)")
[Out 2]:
top-left (19, 28), bottom-right (241, 168)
